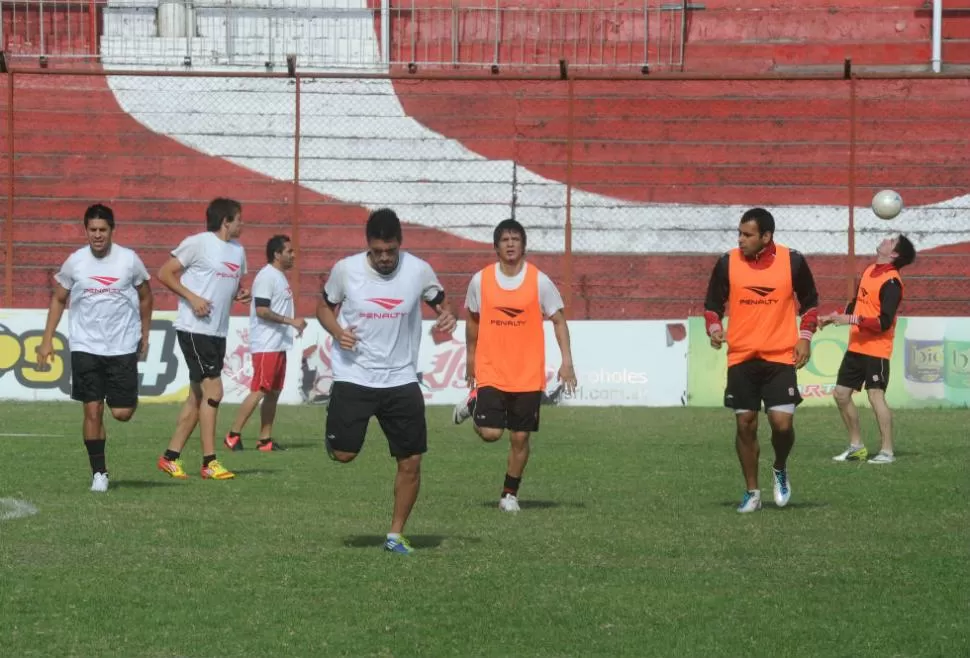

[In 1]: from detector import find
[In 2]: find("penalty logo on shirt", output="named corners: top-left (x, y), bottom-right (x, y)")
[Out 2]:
top-left (84, 276), bottom-right (123, 295)
top-left (361, 298), bottom-right (405, 319)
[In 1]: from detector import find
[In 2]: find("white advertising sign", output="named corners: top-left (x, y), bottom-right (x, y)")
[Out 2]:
top-left (0, 310), bottom-right (688, 407)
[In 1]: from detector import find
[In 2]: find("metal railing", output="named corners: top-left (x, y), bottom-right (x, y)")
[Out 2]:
top-left (0, 1), bottom-right (689, 71)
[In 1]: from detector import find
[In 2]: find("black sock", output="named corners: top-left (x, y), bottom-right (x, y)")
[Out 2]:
top-left (163, 449), bottom-right (180, 462)
top-left (85, 439), bottom-right (106, 474)
top-left (258, 438), bottom-right (271, 445)
top-left (502, 473), bottom-right (521, 498)
top-left (228, 431), bottom-right (241, 439)
top-left (203, 454), bottom-right (217, 466)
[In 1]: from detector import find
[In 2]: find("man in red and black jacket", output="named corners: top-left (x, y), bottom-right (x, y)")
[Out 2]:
top-left (821, 234), bottom-right (916, 465)
top-left (703, 208), bottom-right (820, 514)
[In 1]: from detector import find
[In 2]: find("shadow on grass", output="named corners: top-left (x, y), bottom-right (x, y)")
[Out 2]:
top-left (478, 499), bottom-right (585, 510)
top-left (343, 535), bottom-right (483, 549)
top-left (716, 500), bottom-right (830, 510)
top-left (111, 479), bottom-right (179, 489)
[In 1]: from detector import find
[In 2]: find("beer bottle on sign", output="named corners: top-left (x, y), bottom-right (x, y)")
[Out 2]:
top-left (943, 317), bottom-right (970, 407)
top-left (903, 317), bottom-right (944, 400)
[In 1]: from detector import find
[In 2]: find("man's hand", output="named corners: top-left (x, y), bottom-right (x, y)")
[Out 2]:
top-left (138, 334), bottom-right (150, 361)
top-left (558, 361), bottom-right (577, 395)
top-left (189, 293), bottom-right (211, 318)
top-left (290, 317), bottom-right (308, 337)
top-left (709, 328), bottom-right (725, 350)
top-left (820, 313), bottom-right (851, 327)
top-left (234, 288), bottom-right (252, 305)
top-left (433, 304), bottom-right (457, 335)
top-left (34, 340), bottom-right (55, 371)
top-left (794, 338), bottom-right (812, 369)
top-left (338, 326), bottom-right (359, 351)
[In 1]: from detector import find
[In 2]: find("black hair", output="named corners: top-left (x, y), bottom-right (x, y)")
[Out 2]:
top-left (492, 218), bottom-right (527, 249)
top-left (893, 234), bottom-right (917, 269)
top-left (206, 198), bottom-right (242, 232)
top-left (266, 234), bottom-right (291, 263)
top-left (366, 208), bottom-right (403, 243)
top-left (84, 204), bottom-right (115, 229)
top-left (740, 207), bottom-right (775, 237)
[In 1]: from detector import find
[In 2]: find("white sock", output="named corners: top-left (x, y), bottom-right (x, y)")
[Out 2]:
top-left (387, 533), bottom-right (401, 541)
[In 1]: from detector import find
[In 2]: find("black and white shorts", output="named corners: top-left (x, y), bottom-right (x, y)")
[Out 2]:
top-left (71, 351), bottom-right (139, 408)
top-left (325, 381), bottom-right (427, 458)
top-left (176, 330), bottom-right (227, 383)
top-left (836, 350), bottom-right (890, 391)
top-left (474, 386), bottom-right (542, 432)
top-left (724, 358), bottom-right (802, 414)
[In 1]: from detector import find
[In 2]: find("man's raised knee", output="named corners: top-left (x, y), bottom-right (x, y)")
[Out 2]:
top-left (110, 407), bottom-right (135, 422)
top-left (477, 427), bottom-right (504, 442)
top-left (330, 450), bottom-right (357, 463)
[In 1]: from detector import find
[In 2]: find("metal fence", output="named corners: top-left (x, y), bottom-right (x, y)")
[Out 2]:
top-left (0, 1), bottom-right (687, 71)
top-left (1, 66), bottom-right (969, 320)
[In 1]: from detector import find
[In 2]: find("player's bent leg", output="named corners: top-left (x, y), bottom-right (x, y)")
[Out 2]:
top-left (865, 388), bottom-right (895, 463)
top-left (766, 407), bottom-right (795, 508)
top-left (226, 389), bottom-right (264, 451)
top-left (109, 407), bottom-right (135, 422)
top-left (476, 426), bottom-right (504, 442)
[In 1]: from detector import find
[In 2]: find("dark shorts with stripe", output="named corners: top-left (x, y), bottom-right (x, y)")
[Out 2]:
top-left (176, 331), bottom-right (227, 383)
top-left (836, 350), bottom-right (890, 391)
top-left (71, 351), bottom-right (139, 408)
top-left (325, 381), bottom-right (427, 458)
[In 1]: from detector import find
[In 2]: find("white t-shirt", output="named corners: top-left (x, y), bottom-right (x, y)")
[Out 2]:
top-left (464, 263), bottom-right (564, 317)
top-left (54, 244), bottom-right (150, 356)
top-left (249, 264), bottom-right (295, 353)
top-left (323, 251), bottom-right (444, 388)
top-left (171, 232), bottom-right (247, 338)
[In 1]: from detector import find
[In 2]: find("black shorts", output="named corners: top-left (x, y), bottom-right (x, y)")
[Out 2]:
top-left (475, 386), bottom-right (542, 432)
top-left (71, 351), bottom-right (139, 408)
top-left (176, 331), bottom-right (227, 383)
top-left (325, 381), bottom-right (427, 458)
top-left (836, 350), bottom-right (890, 391)
top-left (724, 359), bottom-right (802, 412)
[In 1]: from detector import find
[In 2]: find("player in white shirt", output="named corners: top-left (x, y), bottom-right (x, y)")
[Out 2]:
top-left (36, 204), bottom-right (153, 493)
top-left (453, 219), bottom-right (577, 512)
top-left (155, 198), bottom-right (251, 481)
top-left (316, 208), bottom-right (457, 555)
top-left (225, 235), bottom-right (307, 452)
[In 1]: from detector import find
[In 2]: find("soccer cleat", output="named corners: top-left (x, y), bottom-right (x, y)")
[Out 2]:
top-left (867, 451), bottom-right (896, 464)
top-left (833, 444), bottom-right (868, 462)
top-left (383, 536), bottom-right (414, 555)
top-left (737, 490), bottom-right (762, 513)
top-left (257, 440), bottom-right (286, 452)
top-left (224, 433), bottom-right (244, 451)
top-left (90, 472), bottom-right (109, 493)
top-left (157, 456), bottom-right (189, 479)
top-left (499, 494), bottom-right (521, 512)
top-left (773, 468), bottom-right (791, 507)
top-left (452, 389), bottom-right (477, 425)
top-left (201, 459), bottom-right (235, 480)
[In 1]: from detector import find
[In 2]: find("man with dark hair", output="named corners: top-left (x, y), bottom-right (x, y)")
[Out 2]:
top-left (225, 235), bottom-right (306, 452)
top-left (704, 207), bottom-right (821, 513)
top-left (316, 208), bottom-right (457, 554)
top-left (453, 218), bottom-right (577, 512)
top-left (822, 234), bottom-right (917, 464)
top-left (36, 204), bottom-right (153, 493)
top-left (156, 198), bottom-right (250, 480)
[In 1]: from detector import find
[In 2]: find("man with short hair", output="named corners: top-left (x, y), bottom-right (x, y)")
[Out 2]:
top-left (225, 235), bottom-right (306, 452)
top-left (453, 218), bottom-right (577, 512)
top-left (704, 207), bottom-right (821, 513)
top-left (316, 208), bottom-right (456, 555)
top-left (156, 198), bottom-right (250, 480)
top-left (37, 204), bottom-right (153, 493)
top-left (822, 234), bottom-right (917, 465)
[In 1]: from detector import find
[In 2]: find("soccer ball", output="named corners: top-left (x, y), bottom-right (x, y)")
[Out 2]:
top-left (871, 189), bottom-right (903, 220)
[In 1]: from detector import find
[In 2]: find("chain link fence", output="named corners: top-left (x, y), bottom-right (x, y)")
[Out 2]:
top-left (3, 68), bottom-right (969, 319)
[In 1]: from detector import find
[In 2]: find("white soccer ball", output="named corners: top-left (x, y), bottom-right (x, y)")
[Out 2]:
top-left (871, 189), bottom-right (903, 220)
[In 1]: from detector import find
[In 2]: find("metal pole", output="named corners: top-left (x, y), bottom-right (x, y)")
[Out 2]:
top-left (381, 0), bottom-right (390, 67)
top-left (89, 0), bottom-right (97, 56)
top-left (564, 77), bottom-right (575, 318)
top-left (6, 72), bottom-right (15, 306)
top-left (40, 0), bottom-right (45, 57)
top-left (847, 77), bottom-right (857, 301)
top-left (932, 0), bottom-right (943, 73)
top-left (292, 75), bottom-right (302, 314)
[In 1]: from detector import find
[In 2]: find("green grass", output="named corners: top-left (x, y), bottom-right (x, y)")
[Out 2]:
top-left (1, 402), bottom-right (968, 657)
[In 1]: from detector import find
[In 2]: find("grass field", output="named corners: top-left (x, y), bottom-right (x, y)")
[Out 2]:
top-left (1, 402), bottom-right (968, 658)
